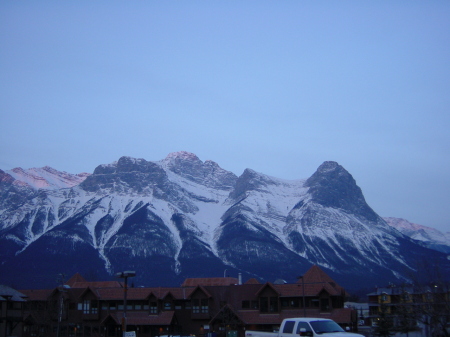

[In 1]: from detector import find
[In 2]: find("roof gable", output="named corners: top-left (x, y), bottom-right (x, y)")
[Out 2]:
top-left (301, 265), bottom-right (336, 284)
top-left (189, 285), bottom-right (212, 299)
top-left (65, 273), bottom-right (86, 287)
top-left (298, 265), bottom-right (346, 296)
top-left (182, 277), bottom-right (238, 287)
top-left (256, 283), bottom-right (279, 296)
top-left (245, 278), bottom-right (261, 285)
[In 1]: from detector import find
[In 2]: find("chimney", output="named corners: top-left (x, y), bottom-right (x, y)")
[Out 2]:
top-left (238, 273), bottom-right (242, 285)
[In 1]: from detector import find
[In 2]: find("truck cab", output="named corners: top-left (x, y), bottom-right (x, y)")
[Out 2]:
top-left (279, 318), bottom-right (362, 337)
top-left (245, 318), bottom-right (363, 337)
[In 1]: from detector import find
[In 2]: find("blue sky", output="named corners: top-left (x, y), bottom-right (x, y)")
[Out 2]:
top-left (1, 1), bottom-right (449, 232)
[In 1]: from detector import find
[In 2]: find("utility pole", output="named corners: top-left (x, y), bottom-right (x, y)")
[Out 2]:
top-left (56, 273), bottom-right (67, 337)
top-left (116, 271), bottom-right (136, 337)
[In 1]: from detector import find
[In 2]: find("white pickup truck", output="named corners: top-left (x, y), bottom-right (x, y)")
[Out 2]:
top-left (245, 318), bottom-right (364, 337)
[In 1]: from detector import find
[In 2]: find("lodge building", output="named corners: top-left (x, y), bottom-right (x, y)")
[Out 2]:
top-left (5, 265), bottom-right (358, 337)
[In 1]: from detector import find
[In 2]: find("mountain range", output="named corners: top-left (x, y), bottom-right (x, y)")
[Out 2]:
top-left (1, 151), bottom-right (449, 290)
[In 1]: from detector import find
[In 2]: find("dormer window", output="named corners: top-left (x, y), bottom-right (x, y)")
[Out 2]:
top-left (78, 300), bottom-right (98, 314)
top-left (192, 299), bottom-right (209, 313)
top-left (164, 301), bottom-right (172, 310)
top-left (149, 302), bottom-right (158, 314)
top-left (260, 297), bottom-right (279, 313)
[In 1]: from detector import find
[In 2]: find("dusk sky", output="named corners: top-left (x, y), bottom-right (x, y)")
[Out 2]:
top-left (1, 1), bottom-right (449, 232)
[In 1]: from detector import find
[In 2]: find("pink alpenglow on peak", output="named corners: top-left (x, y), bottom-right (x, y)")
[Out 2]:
top-left (6, 166), bottom-right (89, 190)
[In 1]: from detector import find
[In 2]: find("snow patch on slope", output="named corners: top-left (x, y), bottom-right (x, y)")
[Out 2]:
top-left (7, 166), bottom-right (89, 190)
top-left (384, 217), bottom-right (450, 247)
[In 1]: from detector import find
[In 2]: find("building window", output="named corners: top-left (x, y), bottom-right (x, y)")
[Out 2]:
top-left (201, 299), bottom-right (209, 313)
top-left (78, 300), bottom-right (98, 314)
top-left (192, 299), bottom-right (200, 313)
top-left (242, 300), bottom-right (250, 309)
top-left (320, 298), bottom-right (330, 312)
top-left (91, 301), bottom-right (98, 314)
top-left (270, 297), bottom-right (278, 312)
top-left (260, 297), bottom-right (269, 312)
top-left (164, 301), bottom-right (172, 310)
top-left (260, 297), bottom-right (279, 313)
top-left (149, 302), bottom-right (158, 314)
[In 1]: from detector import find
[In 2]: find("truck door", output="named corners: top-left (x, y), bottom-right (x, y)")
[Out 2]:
top-left (296, 322), bottom-right (313, 337)
top-left (279, 320), bottom-right (296, 337)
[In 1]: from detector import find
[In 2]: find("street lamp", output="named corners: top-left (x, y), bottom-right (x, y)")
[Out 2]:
top-left (297, 276), bottom-right (306, 317)
top-left (3, 295), bottom-right (12, 337)
top-left (116, 271), bottom-right (136, 336)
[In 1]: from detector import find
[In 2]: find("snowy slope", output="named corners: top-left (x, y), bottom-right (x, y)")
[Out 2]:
top-left (6, 166), bottom-right (89, 189)
top-left (0, 152), bottom-right (449, 289)
top-left (383, 217), bottom-right (450, 253)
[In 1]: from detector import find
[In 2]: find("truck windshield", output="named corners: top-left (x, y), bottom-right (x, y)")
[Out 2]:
top-left (310, 320), bottom-right (345, 334)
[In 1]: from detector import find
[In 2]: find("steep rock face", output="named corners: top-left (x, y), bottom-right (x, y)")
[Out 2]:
top-left (304, 161), bottom-right (378, 222)
top-left (0, 169), bottom-right (36, 212)
top-left (162, 151), bottom-right (238, 190)
top-left (82, 156), bottom-right (168, 193)
top-left (0, 153), bottom-right (449, 289)
top-left (283, 161), bottom-right (440, 286)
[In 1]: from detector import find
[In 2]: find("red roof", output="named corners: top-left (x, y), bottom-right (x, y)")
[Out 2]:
top-left (182, 277), bottom-right (239, 287)
top-left (20, 289), bottom-right (53, 301)
top-left (296, 265), bottom-right (347, 296)
top-left (301, 265), bottom-right (337, 285)
top-left (65, 273), bottom-right (86, 287)
top-left (106, 311), bottom-right (175, 325)
top-left (245, 278), bottom-right (261, 285)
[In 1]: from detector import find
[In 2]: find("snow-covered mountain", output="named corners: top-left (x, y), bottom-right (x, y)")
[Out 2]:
top-left (5, 166), bottom-right (89, 190)
top-left (383, 217), bottom-right (450, 254)
top-left (0, 152), bottom-right (448, 290)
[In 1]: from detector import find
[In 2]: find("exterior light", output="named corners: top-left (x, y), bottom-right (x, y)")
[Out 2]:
top-left (116, 271), bottom-right (136, 337)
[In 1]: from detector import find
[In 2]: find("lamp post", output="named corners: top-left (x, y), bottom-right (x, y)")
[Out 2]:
top-left (3, 295), bottom-right (12, 337)
top-left (56, 285), bottom-right (69, 337)
top-left (297, 276), bottom-right (306, 317)
top-left (116, 271), bottom-right (136, 337)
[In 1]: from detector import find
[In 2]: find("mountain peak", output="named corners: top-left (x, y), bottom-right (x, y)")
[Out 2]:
top-left (305, 161), bottom-right (379, 222)
top-left (5, 166), bottom-right (89, 190)
top-left (164, 151), bottom-right (201, 163)
top-left (162, 152), bottom-right (237, 190)
top-left (315, 161), bottom-right (340, 173)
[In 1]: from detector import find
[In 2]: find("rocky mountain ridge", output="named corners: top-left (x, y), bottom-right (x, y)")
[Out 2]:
top-left (0, 152), bottom-right (448, 290)
top-left (383, 217), bottom-right (450, 254)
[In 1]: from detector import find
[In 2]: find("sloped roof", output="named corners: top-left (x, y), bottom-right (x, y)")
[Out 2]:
top-left (69, 281), bottom-right (123, 289)
top-left (245, 278), bottom-right (261, 285)
top-left (301, 265), bottom-right (336, 284)
top-left (19, 289), bottom-right (53, 301)
top-left (0, 284), bottom-right (27, 301)
top-left (256, 283), bottom-right (280, 296)
top-left (105, 310), bottom-right (175, 325)
top-left (297, 265), bottom-right (347, 296)
top-left (65, 273), bottom-right (86, 287)
top-left (65, 273), bottom-right (123, 289)
top-left (93, 286), bottom-right (197, 301)
top-left (182, 277), bottom-right (239, 287)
